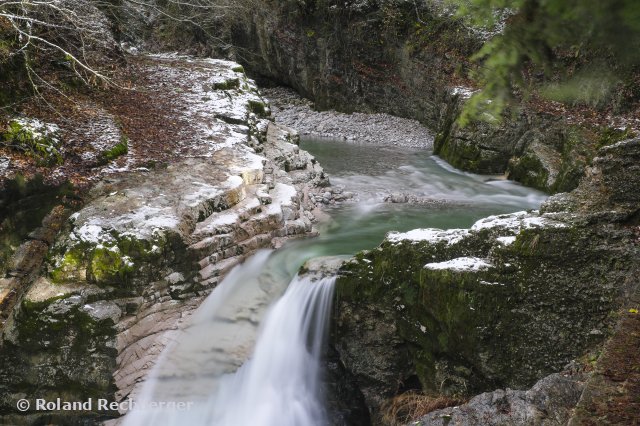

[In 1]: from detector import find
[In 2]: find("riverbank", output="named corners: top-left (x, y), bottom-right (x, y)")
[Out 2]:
top-left (264, 87), bottom-right (432, 149)
top-left (0, 54), bottom-right (331, 424)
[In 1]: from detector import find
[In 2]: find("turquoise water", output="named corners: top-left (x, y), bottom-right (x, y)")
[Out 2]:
top-left (292, 137), bottom-right (547, 257)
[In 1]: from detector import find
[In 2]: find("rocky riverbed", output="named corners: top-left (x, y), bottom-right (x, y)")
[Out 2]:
top-left (264, 87), bottom-right (432, 149)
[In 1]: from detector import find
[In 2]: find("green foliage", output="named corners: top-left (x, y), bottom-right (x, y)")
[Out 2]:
top-left (598, 126), bottom-right (636, 148)
top-left (450, 0), bottom-right (640, 125)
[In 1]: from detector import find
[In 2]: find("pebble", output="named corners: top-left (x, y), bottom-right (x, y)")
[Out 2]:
top-left (263, 87), bottom-right (433, 149)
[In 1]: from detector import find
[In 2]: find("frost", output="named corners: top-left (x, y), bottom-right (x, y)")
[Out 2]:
top-left (76, 223), bottom-right (113, 244)
top-left (13, 117), bottom-right (60, 143)
top-left (451, 86), bottom-right (477, 99)
top-left (265, 183), bottom-right (297, 214)
top-left (480, 280), bottom-right (505, 286)
top-left (471, 211), bottom-right (566, 232)
top-left (208, 212), bottom-right (239, 227)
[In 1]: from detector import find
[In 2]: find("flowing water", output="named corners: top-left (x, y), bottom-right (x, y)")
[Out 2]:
top-left (123, 138), bottom-right (547, 425)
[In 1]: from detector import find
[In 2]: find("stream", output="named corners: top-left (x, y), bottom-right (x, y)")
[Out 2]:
top-left (123, 138), bottom-right (547, 426)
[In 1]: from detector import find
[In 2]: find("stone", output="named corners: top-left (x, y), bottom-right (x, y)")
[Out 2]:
top-left (415, 372), bottom-right (588, 426)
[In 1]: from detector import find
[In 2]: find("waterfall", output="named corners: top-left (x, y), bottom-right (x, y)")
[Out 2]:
top-left (210, 275), bottom-right (335, 426)
top-left (122, 257), bottom-right (335, 426)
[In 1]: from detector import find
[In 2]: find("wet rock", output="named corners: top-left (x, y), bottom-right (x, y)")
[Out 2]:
top-left (332, 139), bottom-right (640, 422)
top-left (299, 256), bottom-right (347, 279)
top-left (542, 137), bottom-right (640, 222)
top-left (82, 301), bottom-right (122, 323)
top-left (383, 192), bottom-right (466, 207)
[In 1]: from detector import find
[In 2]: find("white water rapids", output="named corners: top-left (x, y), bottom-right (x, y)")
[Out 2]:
top-left (211, 275), bottom-right (334, 425)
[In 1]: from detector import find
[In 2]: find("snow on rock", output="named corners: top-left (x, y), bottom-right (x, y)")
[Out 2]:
top-left (265, 183), bottom-right (298, 214)
top-left (471, 211), bottom-right (567, 232)
top-left (424, 257), bottom-right (493, 272)
top-left (496, 236), bottom-right (517, 246)
top-left (12, 117), bottom-right (60, 142)
top-left (387, 228), bottom-right (469, 245)
top-left (451, 86), bottom-right (477, 99)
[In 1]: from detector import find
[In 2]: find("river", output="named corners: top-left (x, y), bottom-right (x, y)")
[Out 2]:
top-left (122, 137), bottom-right (546, 426)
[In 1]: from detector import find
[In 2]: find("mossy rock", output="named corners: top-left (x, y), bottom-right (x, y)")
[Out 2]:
top-left (98, 136), bottom-right (128, 165)
top-left (248, 99), bottom-right (268, 117)
top-left (333, 216), bottom-right (634, 404)
top-left (48, 230), bottom-right (172, 289)
top-left (1, 119), bottom-right (63, 166)
top-left (213, 78), bottom-right (240, 90)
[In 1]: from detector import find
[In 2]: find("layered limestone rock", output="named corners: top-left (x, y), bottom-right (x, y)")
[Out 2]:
top-left (0, 56), bottom-right (329, 423)
top-left (332, 138), bottom-right (640, 424)
top-left (433, 101), bottom-right (626, 193)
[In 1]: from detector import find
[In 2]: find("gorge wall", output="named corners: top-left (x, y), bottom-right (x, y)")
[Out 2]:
top-left (331, 138), bottom-right (640, 424)
top-left (229, 0), bottom-right (635, 194)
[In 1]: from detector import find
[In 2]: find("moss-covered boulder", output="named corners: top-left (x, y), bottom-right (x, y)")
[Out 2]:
top-left (333, 211), bottom-right (637, 420)
top-left (0, 278), bottom-right (118, 420)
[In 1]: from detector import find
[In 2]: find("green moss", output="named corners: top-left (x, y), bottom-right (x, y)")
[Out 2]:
top-left (89, 246), bottom-right (133, 285)
top-left (49, 247), bottom-right (87, 283)
top-left (98, 135), bottom-right (128, 164)
top-left (436, 136), bottom-right (482, 172)
top-left (231, 65), bottom-right (245, 73)
top-left (507, 154), bottom-right (550, 192)
top-left (598, 126), bottom-right (636, 148)
top-left (213, 78), bottom-right (240, 90)
top-left (2, 120), bottom-right (63, 166)
top-left (334, 221), bottom-right (623, 396)
top-left (248, 99), bottom-right (268, 117)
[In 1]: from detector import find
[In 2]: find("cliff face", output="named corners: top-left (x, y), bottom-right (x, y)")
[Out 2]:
top-left (230, 1), bottom-right (477, 130)
top-left (228, 1), bottom-right (635, 195)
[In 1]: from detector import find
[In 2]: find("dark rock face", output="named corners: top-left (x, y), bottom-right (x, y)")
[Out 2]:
top-left (230, 1), bottom-right (478, 131)
top-left (542, 138), bottom-right (640, 223)
top-left (331, 138), bottom-right (640, 423)
top-left (434, 114), bottom-right (601, 193)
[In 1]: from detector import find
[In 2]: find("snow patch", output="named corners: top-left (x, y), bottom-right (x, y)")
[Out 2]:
top-left (471, 211), bottom-right (566, 232)
top-left (387, 228), bottom-right (469, 245)
top-left (451, 86), bottom-right (477, 99)
top-left (424, 257), bottom-right (492, 272)
top-left (496, 236), bottom-right (517, 246)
